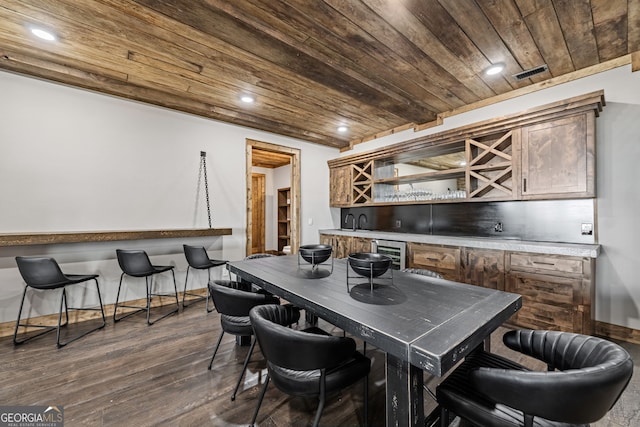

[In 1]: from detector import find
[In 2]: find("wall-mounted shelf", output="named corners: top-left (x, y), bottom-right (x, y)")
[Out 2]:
top-left (374, 168), bottom-right (466, 185)
top-left (277, 187), bottom-right (291, 251)
top-left (0, 228), bottom-right (232, 247)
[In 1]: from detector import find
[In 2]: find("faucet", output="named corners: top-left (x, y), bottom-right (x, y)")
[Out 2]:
top-left (358, 213), bottom-right (368, 230)
top-left (344, 213), bottom-right (356, 231)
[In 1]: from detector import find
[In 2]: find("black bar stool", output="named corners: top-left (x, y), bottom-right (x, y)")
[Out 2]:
top-left (14, 256), bottom-right (106, 348)
top-left (113, 249), bottom-right (179, 325)
top-left (182, 244), bottom-right (227, 312)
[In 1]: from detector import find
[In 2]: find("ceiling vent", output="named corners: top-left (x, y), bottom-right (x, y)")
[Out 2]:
top-left (513, 64), bottom-right (548, 80)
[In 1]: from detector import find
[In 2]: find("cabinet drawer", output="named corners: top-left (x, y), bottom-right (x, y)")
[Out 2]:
top-left (509, 253), bottom-right (583, 275)
top-left (409, 244), bottom-right (460, 271)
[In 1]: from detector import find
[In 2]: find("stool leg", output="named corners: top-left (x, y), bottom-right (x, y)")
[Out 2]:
top-left (146, 276), bottom-right (152, 325)
top-left (56, 288), bottom-right (67, 348)
top-left (113, 273), bottom-right (125, 322)
top-left (94, 278), bottom-right (107, 327)
top-left (13, 287), bottom-right (28, 345)
top-left (205, 268), bottom-right (215, 313)
top-left (181, 266), bottom-right (191, 308)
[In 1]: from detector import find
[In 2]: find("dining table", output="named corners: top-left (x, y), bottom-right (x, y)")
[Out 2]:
top-left (227, 254), bottom-right (521, 427)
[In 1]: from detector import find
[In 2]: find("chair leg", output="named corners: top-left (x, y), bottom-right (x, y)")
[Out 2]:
top-left (440, 407), bottom-right (450, 427)
top-left (231, 336), bottom-right (256, 401)
top-left (312, 370), bottom-right (327, 427)
top-left (208, 331), bottom-right (225, 370)
top-left (113, 274), bottom-right (149, 323)
top-left (250, 374), bottom-right (270, 427)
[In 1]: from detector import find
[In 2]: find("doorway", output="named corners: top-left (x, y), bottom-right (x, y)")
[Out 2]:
top-left (246, 139), bottom-right (301, 256)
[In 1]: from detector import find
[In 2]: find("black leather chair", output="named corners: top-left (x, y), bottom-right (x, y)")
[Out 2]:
top-left (436, 329), bottom-right (634, 427)
top-left (249, 304), bottom-right (371, 427)
top-left (113, 249), bottom-right (179, 325)
top-left (182, 244), bottom-right (227, 312)
top-left (14, 256), bottom-right (106, 348)
top-left (207, 280), bottom-right (300, 401)
top-left (401, 267), bottom-right (443, 279)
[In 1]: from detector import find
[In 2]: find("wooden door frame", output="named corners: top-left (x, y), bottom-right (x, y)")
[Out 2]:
top-left (246, 139), bottom-right (300, 256)
top-left (251, 173), bottom-right (266, 254)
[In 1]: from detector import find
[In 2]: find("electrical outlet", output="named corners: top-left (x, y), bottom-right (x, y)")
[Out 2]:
top-left (581, 223), bottom-right (593, 235)
top-left (494, 222), bottom-right (503, 232)
top-left (395, 220), bottom-right (402, 228)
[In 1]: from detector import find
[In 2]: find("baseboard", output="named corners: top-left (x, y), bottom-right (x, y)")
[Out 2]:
top-left (0, 288), bottom-right (209, 338)
top-left (595, 321), bottom-right (640, 345)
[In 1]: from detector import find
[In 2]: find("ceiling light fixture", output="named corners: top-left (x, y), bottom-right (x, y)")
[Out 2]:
top-left (337, 126), bottom-right (348, 133)
top-left (240, 95), bottom-right (254, 103)
top-left (485, 63), bottom-right (504, 76)
top-left (31, 28), bottom-right (56, 41)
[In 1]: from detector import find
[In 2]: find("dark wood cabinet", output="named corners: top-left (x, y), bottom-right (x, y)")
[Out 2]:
top-left (329, 165), bottom-right (351, 207)
top-left (462, 248), bottom-right (505, 290)
top-left (407, 242), bottom-right (461, 281)
top-left (505, 252), bottom-right (594, 334)
top-left (521, 112), bottom-right (595, 199)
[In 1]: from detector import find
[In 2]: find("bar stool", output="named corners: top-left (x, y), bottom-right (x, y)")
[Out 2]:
top-left (14, 256), bottom-right (106, 348)
top-left (113, 249), bottom-right (179, 325)
top-left (182, 244), bottom-right (227, 312)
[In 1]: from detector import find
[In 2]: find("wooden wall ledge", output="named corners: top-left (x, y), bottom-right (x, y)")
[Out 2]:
top-left (0, 228), bottom-right (232, 246)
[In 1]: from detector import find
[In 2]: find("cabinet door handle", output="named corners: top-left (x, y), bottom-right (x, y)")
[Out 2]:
top-left (523, 178), bottom-right (527, 192)
top-left (533, 261), bottom-right (555, 266)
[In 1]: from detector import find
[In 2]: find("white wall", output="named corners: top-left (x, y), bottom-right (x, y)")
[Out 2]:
top-left (0, 70), bottom-right (338, 323)
top-left (337, 65), bottom-right (640, 330)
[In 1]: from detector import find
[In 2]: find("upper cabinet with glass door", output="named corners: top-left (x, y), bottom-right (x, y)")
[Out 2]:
top-left (328, 91), bottom-right (603, 208)
top-left (373, 144), bottom-right (467, 203)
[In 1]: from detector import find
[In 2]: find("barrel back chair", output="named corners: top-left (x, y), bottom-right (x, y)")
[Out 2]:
top-left (207, 280), bottom-right (300, 401)
top-left (249, 304), bottom-right (371, 427)
top-left (436, 329), bottom-right (634, 427)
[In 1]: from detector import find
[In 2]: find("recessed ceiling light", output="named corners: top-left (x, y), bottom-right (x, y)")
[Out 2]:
top-left (485, 63), bottom-right (505, 76)
top-left (240, 95), bottom-right (254, 103)
top-left (337, 126), bottom-right (348, 133)
top-left (31, 28), bottom-right (56, 41)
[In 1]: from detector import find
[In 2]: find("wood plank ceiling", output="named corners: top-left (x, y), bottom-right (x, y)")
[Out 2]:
top-left (0, 0), bottom-right (638, 150)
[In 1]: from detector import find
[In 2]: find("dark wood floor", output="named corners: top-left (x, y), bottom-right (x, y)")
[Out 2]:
top-left (1, 301), bottom-right (638, 426)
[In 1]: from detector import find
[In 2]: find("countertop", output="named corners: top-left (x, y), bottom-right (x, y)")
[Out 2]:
top-left (319, 229), bottom-right (599, 258)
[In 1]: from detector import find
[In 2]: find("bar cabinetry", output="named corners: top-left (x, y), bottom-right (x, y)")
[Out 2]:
top-left (320, 233), bottom-right (372, 259)
top-left (328, 91), bottom-right (603, 207)
top-left (407, 242), bottom-right (461, 281)
top-left (366, 234), bottom-right (594, 334)
top-left (505, 252), bottom-right (594, 334)
top-left (461, 248), bottom-right (505, 290)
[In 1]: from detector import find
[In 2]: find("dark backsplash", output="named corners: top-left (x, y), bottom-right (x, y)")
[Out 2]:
top-left (341, 199), bottom-right (596, 244)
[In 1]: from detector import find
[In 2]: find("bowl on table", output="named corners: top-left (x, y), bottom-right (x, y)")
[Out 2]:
top-left (299, 244), bottom-right (333, 265)
top-left (347, 252), bottom-right (392, 278)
